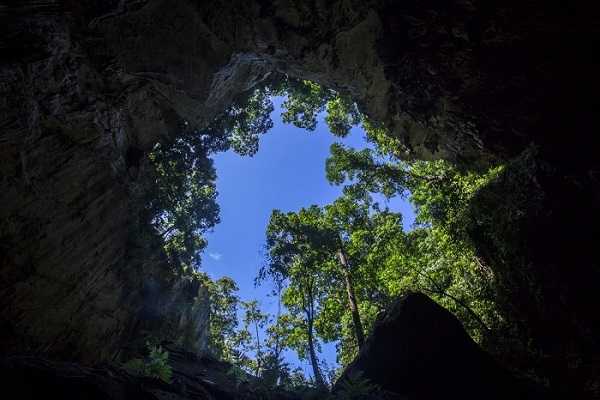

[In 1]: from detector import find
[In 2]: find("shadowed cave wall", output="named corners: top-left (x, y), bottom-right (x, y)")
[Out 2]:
top-left (0, 0), bottom-right (598, 396)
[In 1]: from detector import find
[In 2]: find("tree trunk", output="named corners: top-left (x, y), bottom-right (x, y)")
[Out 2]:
top-left (337, 245), bottom-right (365, 349)
top-left (254, 322), bottom-right (262, 376)
top-left (306, 316), bottom-right (325, 387)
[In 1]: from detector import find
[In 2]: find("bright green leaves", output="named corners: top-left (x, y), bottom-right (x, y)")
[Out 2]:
top-left (278, 78), bottom-right (361, 137)
top-left (322, 119), bottom-right (507, 355)
top-left (325, 96), bottom-right (361, 137)
top-left (264, 206), bottom-right (335, 280)
top-left (145, 77), bottom-right (366, 273)
top-left (326, 144), bottom-right (410, 199)
top-left (261, 83), bottom-right (508, 371)
top-left (206, 277), bottom-right (295, 382)
top-left (261, 194), bottom-right (409, 370)
top-left (207, 277), bottom-right (242, 361)
top-left (225, 88), bottom-right (275, 156)
top-left (145, 85), bottom-right (278, 270)
top-left (242, 300), bottom-right (269, 332)
top-left (408, 160), bottom-right (504, 238)
top-left (280, 80), bottom-right (329, 131)
top-left (262, 206), bottom-right (346, 385)
top-left (143, 73), bottom-right (510, 384)
top-left (238, 300), bottom-right (269, 375)
top-left (388, 227), bottom-right (501, 341)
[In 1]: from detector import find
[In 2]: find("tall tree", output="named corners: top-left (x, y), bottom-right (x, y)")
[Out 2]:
top-left (324, 132), bottom-right (506, 349)
top-left (261, 208), bottom-right (334, 387)
top-left (207, 277), bottom-right (242, 361)
top-left (286, 258), bottom-right (326, 387)
top-left (322, 195), bottom-right (374, 350)
top-left (260, 280), bottom-right (290, 386)
top-left (262, 197), bottom-right (396, 359)
top-left (240, 300), bottom-right (269, 376)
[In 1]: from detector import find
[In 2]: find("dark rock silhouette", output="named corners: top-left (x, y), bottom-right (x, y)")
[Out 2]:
top-left (335, 293), bottom-right (551, 400)
top-left (0, 346), bottom-right (298, 400)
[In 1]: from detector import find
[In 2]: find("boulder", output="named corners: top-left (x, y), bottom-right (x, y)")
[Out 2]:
top-left (335, 293), bottom-right (550, 400)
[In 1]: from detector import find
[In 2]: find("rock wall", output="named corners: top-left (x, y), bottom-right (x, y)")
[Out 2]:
top-left (1, 0), bottom-right (598, 395)
top-left (0, 2), bottom-right (220, 362)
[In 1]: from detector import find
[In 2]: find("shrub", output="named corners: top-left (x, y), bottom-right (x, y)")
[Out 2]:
top-left (123, 342), bottom-right (173, 383)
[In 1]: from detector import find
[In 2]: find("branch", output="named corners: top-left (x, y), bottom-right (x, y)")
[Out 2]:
top-left (415, 269), bottom-right (491, 333)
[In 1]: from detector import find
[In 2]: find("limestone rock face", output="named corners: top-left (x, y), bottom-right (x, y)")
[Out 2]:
top-left (0, 1), bottom-right (237, 362)
top-left (0, 1), bottom-right (598, 396)
top-left (335, 293), bottom-right (550, 400)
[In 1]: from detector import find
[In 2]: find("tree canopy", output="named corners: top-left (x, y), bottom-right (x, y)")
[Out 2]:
top-left (140, 76), bottom-right (510, 387)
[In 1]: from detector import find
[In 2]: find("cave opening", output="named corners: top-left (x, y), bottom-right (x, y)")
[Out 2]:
top-left (199, 94), bottom-right (416, 381)
top-left (1, 1), bottom-right (599, 399)
top-left (137, 79), bottom-right (511, 389)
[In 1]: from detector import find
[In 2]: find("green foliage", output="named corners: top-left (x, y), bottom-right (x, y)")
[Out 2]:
top-left (279, 80), bottom-right (329, 131)
top-left (143, 84), bottom-right (278, 270)
top-left (215, 87), bottom-right (275, 156)
top-left (206, 276), bottom-right (293, 383)
top-left (379, 226), bottom-right (501, 342)
top-left (260, 205), bottom-right (345, 386)
top-left (138, 74), bottom-right (514, 387)
top-left (207, 277), bottom-right (243, 362)
top-left (259, 288), bottom-right (296, 388)
top-left (361, 117), bottom-right (408, 160)
top-left (256, 82), bottom-right (509, 371)
top-left (321, 115), bottom-right (509, 362)
top-left (142, 76), bottom-right (365, 274)
top-left (326, 144), bottom-right (410, 198)
top-left (146, 134), bottom-right (219, 268)
top-left (123, 342), bottom-right (172, 383)
top-left (274, 77), bottom-right (361, 137)
top-left (147, 344), bottom-right (173, 383)
top-left (324, 96), bottom-right (361, 137)
top-left (259, 352), bottom-right (289, 388)
top-left (408, 160), bottom-right (503, 239)
top-left (284, 366), bottom-right (313, 389)
top-left (261, 193), bottom-right (411, 371)
top-left (240, 300), bottom-right (269, 375)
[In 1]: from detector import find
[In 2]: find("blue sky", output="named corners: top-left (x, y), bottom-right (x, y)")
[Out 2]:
top-left (201, 97), bottom-right (415, 378)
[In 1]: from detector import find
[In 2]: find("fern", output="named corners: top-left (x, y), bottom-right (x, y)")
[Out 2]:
top-left (123, 342), bottom-right (172, 383)
top-left (146, 345), bottom-right (172, 383)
